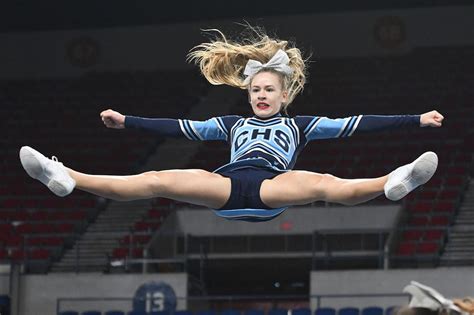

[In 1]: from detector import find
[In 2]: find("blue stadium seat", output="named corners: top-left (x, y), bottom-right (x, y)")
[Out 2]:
top-left (175, 311), bottom-right (194, 315)
top-left (269, 308), bottom-right (288, 315)
top-left (59, 312), bottom-right (79, 315)
top-left (82, 311), bottom-right (101, 315)
top-left (385, 306), bottom-right (399, 315)
top-left (221, 309), bottom-right (241, 315)
top-left (362, 307), bottom-right (383, 315)
top-left (244, 309), bottom-right (265, 315)
top-left (105, 311), bottom-right (126, 315)
top-left (150, 311), bottom-right (173, 315)
top-left (315, 308), bottom-right (336, 315)
top-left (196, 311), bottom-right (216, 315)
top-left (293, 308), bottom-right (311, 315)
top-left (0, 295), bottom-right (10, 306)
top-left (338, 307), bottom-right (360, 315)
top-left (128, 311), bottom-right (148, 315)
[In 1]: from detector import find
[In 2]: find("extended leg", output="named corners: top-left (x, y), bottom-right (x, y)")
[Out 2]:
top-left (261, 171), bottom-right (388, 207)
top-left (19, 146), bottom-right (230, 209)
top-left (69, 169), bottom-right (231, 208)
top-left (261, 152), bottom-right (438, 208)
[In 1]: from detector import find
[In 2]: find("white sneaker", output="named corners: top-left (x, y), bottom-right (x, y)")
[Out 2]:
top-left (19, 146), bottom-right (76, 197)
top-left (384, 151), bottom-right (438, 201)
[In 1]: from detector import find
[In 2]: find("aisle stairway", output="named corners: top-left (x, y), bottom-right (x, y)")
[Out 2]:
top-left (51, 200), bottom-right (150, 272)
top-left (440, 179), bottom-right (474, 266)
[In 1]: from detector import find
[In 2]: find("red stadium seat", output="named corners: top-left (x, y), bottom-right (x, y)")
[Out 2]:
top-left (112, 247), bottom-right (143, 259)
top-left (66, 210), bottom-right (87, 221)
top-left (408, 202), bottom-right (432, 213)
top-left (447, 166), bottom-right (467, 176)
top-left (417, 190), bottom-right (438, 200)
top-left (56, 223), bottom-right (74, 234)
top-left (112, 247), bottom-right (128, 259)
top-left (444, 176), bottom-right (466, 187)
top-left (16, 223), bottom-right (35, 234)
top-left (2, 199), bottom-right (22, 208)
top-left (423, 176), bottom-right (443, 188)
top-left (409, 215), bottom-right (429, 226)
top-left (5, 235), bottom-right (23, 247)
top-left (424, 229), bottom-right (444, 241)
top-left (0, 211), bottom-right (11, 221)
top-left (43, 236), bottom-right (65, 246)
top-left (402, 230), bottom-right (423, 241)
top-left (10, 249), bottom-right (26, 261)
top-left (35, 223), bottom-right (56, 234)
top-left (152, 198), bottom-right (174, 208)
top-left (132, 248), bottom-right (143, 258)
top-left (0, 248), bottom-right (7, 260)
top-left (396, 242), bottom-right (416, 256)
top-left (22, 199), bottom-right (38, 209)
top-left (453, 153), bottom-right (471, 165)
top-left (9, 211), bottom-right (28, 221)
top-left (433, 201), bottom-right (456, 213)
top-left (48, 211), bottom-right (68, 221)
top-left (0, 223), bottom-right (13, 236)
top-left (147, 209), bottom-right (165, 220)
top-left (430, 215), bottom-right (449, 226)
top-left (134, 221), bottom-right (161, 231)
top-left (29, 248), bottom-right (51, 260)
top-left (29, 210), bottom-right (50, 221)
top-left (438, 189), bottom-right (459, 200)
top-left (79, 199), bottom-right (97, 208)
top-left (417, 242), bottom-right (440, 254)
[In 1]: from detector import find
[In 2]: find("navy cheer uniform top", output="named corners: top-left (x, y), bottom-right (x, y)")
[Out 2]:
top-left (125, 113), bottom-right (420, 221)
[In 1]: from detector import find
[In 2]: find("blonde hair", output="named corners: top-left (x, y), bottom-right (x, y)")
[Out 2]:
top-left (187, 26), bottom-right (308, 113)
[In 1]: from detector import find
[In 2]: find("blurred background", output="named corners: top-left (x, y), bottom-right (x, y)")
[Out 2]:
top-left (0, 1), bottom-right (473, 315)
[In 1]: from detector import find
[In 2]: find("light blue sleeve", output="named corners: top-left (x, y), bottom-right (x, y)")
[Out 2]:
top-left (304, 115), bottom-right (363, 140)
top-left (179, 117), bottom-right (229, 141)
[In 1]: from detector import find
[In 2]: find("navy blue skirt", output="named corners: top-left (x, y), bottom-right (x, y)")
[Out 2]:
top-left (212, 158), bottom-right (288, 222)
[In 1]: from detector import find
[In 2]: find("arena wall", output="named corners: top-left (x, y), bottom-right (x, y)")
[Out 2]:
top-left (0, 272), bottom-right (8, 295)
top-left (0, 6), bottom-right (472, 79)
top-left (18, 272), bottom-right (187, 315)
top-left (166, 205), bottom-right (400, 236)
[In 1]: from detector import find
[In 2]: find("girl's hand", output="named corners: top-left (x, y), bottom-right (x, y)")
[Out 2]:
top-left (100, 109), bottom-right (126, 129)
top-left (420, 110), bottom-right (444, 127)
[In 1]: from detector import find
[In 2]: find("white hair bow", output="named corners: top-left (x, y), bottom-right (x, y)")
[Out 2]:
top-left (243, 49), bottom-right (294, 85)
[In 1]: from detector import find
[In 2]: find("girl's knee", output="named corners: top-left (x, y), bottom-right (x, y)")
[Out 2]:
top-left (316, 174), bottom-right (358, 205)
top-left (142, 171), bottom-right (167, 195)
top-left (308, 173), bottom-right (335, 200)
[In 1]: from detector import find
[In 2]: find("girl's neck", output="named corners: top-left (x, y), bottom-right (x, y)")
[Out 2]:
top-left (253, 112), bottom-right (283, 120)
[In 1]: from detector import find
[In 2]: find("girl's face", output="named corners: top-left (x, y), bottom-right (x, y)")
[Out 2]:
top-left (249, 71), bottom-right (288, 118)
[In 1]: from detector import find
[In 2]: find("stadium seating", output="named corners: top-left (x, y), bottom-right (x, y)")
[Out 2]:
top-left (1, 70), bottom-right (207, 272)
top-left (293, 308), bottom-right (312, 315)
top-left (315, 308), bottom-right (337, 315)
top-left (361, 307), bottom-right (384, 315)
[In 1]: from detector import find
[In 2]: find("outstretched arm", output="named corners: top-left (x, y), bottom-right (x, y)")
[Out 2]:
top-left (100, 109), bottom-right (239, 141)
top-left (298, 110), bottom-right (444, 140)
top-left (100, 109), bottom-right (185, 137)
top-left (357, 110), bottom-right (444, 132)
